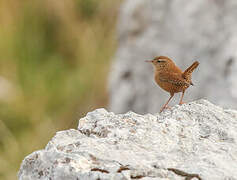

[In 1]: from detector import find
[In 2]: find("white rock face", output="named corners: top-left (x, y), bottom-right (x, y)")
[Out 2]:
top-left (109, 0), bottom-right (237, 114)
top-left (18, 100), bottom-right (237, 180)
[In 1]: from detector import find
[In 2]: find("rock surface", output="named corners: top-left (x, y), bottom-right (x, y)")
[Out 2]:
top-left (18, 100), bottom-right (237, 180)
top-left (109, 0), bottom-right (237, 114)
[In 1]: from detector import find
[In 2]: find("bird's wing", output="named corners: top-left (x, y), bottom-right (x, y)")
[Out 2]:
top-left (159, 72), bottom-right (190, 87)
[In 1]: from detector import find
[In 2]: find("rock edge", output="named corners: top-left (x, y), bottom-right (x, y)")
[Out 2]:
top-left (18, 99), bottom-right (237, 180)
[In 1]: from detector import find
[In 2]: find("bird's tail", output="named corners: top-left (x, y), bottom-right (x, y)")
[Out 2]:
top-left (183, 61), bottom-right (199, 77)
top-left (182, 61), bottom-right (199, 85)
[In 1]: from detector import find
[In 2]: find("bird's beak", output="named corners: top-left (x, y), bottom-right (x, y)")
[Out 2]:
top-left (145, 60), bottom-right (153, 63)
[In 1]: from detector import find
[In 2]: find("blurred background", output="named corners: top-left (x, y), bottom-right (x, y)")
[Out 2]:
top-left (0, 0), bottom-right (121, 179)
top-left (1, 0), bottom-right (237, 179)
top-left (108, 0), bottom-right (237, 114)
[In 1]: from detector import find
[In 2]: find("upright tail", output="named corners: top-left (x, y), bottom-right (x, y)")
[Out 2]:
top-left (183, 61), bottom-right (199, 77)
top-left (182, 61), bottom-right (199, 85)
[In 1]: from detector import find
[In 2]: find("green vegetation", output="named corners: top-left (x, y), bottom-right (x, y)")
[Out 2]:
top-left (0, 0), bottom-right (121, 179)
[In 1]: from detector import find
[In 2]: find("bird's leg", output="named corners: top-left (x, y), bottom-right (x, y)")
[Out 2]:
top-left (179, 90), bottom-right (185, 105)
top-left (160, 93), bottom-right (174, 113)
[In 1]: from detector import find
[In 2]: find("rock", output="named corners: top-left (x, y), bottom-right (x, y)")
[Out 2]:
top-left (109, 0), bottom-right (237, 114)
top-left (18, 100), bottom-right (237, 180)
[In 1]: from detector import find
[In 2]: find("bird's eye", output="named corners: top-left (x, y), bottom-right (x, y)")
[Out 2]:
top-left (157, 59), bottom-right (165, 63)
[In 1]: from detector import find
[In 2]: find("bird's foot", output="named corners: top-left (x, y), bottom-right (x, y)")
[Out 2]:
top-left (179, 101), bottom-right (185, 105)
top-left (160, 106), bottom-right (171, 113)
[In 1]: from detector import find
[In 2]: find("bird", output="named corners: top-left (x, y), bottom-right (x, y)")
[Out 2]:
top-left (146, 56), bottom-right (199, 113)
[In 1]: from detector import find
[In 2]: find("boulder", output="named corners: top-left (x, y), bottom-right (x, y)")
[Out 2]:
top-left (18, 100), bottom-right (237, 180)
top-left (109, 0), bottom-right (237, 114)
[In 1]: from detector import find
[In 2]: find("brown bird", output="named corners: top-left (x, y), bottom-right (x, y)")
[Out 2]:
top-left (146, 56), bottom-right (199, 113)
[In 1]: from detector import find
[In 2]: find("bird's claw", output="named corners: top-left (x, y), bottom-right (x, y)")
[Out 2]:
top-left (179, 101), bottom-right (185, 105)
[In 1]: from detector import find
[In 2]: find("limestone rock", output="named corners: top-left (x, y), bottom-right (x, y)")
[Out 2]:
top-left (18, 100), bottom-right (237, 180)
top-left (109, 0), bottom-right (237, 114)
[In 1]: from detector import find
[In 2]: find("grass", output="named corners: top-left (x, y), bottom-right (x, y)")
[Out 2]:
top-left (0, 0), bottom-right (121, 179)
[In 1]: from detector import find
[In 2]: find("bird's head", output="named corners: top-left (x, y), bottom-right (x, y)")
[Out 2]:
top-left (145, 56), bottom-right (174, 70)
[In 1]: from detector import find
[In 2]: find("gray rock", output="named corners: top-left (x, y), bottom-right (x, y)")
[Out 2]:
top-left (109, 0), bottom-right (237, 114)
top-left (18, 100), bottom-right (237, 180)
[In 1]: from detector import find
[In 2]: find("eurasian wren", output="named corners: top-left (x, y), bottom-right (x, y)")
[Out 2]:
top-left (146, 56), bottom-right (199, 112)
